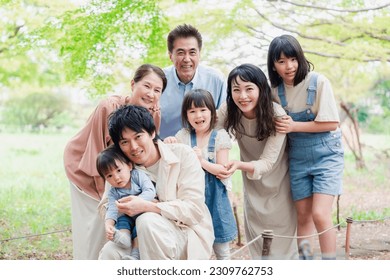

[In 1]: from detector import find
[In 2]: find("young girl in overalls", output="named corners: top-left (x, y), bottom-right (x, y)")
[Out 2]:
top-left (164, 89), bottom-right (237, 259)
top-left (267, 35), bottom-right (344, 260)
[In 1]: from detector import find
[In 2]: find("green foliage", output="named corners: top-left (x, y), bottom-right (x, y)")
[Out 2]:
top-left (374, 79), bottom-right (390, 112)
top-left (0, 1), bottom-right (74, 88)
top-left (1, 92), bottom-right (72, 131)
top-left (355, 76), bottom-right (390, 134)
top-left (1, 0), bottom-right (170, 95)
top-left (33, 0), bottom-right (170, 94)
top-left (363, 115), bottom-right (390, 135)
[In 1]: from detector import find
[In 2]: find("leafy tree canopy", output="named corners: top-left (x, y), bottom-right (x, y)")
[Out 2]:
top-left (1, 0), bottom-right (170, 95)
top-left (163, 0), bottom-right (390, 104)
top-left (1, 0), bottom-right (389, 104)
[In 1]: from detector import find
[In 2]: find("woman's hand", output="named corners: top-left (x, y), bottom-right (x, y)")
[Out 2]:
top-left (216, 160), bottom-right (239, 179)
top-left (149, 105), bottom-right (160, 113)
top-left (275, 115), bottom-right (294, 134)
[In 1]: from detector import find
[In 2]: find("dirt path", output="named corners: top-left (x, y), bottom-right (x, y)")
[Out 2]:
top-left (229, 163), bottom-right (390, 260)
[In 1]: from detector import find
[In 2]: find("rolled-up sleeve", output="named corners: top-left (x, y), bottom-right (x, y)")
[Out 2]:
top-left (247, 131), bottom-right (286, 180)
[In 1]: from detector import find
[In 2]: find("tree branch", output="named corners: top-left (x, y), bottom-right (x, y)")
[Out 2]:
top-left (253, 7), bottom-right (346, 46)
top-left (279, 0), bottom-right (390, 13)
top-left (304, 50), bottom-right (390, 62)
top-left (12, 25), bottom-right (23, 38)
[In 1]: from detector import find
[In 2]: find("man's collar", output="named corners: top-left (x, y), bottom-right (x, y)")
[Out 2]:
top-left (173, 67), bottom-right (199, 86)
top-left (156, 140), bottom-right (180, 164)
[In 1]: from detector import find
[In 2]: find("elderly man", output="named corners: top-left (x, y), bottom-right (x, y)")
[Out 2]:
top-left (159, 24), bottom-right (227, 139)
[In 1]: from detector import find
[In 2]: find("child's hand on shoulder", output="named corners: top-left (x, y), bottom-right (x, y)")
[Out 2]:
top-left (192, 146), bottom-right (203, 161)
top-left (163, 136), bottom-right (177, 144)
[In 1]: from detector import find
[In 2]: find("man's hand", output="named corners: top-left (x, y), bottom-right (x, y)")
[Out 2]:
top-left (116, 196), bottom-right (147, 217)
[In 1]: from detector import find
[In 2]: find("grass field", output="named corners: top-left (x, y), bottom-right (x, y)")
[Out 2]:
top-left (0, 131), bottom-right (389, 259)
top-left (0, 131), bottom-right (74, 259)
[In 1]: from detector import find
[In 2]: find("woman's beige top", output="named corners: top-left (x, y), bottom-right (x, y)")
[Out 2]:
top-left (217, 102), bottom-right (298, 259)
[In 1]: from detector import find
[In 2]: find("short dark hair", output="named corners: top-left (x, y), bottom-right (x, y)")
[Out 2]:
top-left (225, 63), bottom-right (275, 141)
top-left (109, 105), bottom-right (156, 149)
top-left (181, 89), bottom-right (216, 133)
top-left (133, 64), bottom-right (167, 92)
top-left (167, 24), bottom-right (202, 53)
top-left (267, 34), bottom-right (313, 87)
top-left (96, 145), bottom-right (130, 178)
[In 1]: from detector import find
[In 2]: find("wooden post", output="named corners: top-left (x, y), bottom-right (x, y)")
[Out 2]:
top-left (345, 217), bottom-right (353, 259)
top-left (261, 230), bottom-right (274, 258)
top-left (233, 204), bottom-right (242, 246)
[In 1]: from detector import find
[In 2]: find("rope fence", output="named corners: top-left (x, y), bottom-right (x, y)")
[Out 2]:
top-left (1, 216), bottom-right (389, 260)
top-left (230, 215), bottom-right (390, 260)
top-left (0, 228), bottom-right (71, 243)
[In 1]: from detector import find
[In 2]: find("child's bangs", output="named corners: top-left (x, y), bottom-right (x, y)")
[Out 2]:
top-left (191, 94), bottom-right (207, 108)
top-left (272, 41), bottom-right (297, 61)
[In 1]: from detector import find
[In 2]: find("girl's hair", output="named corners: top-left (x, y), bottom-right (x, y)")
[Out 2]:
top-left (225, 63), bottom-right (275, 140)
top-left (133, 64), bottom-right (167, 92)
top-left (181, 89), bottom-right (216, 133)
top-left (267, 34), bottom-right (313, 88)
top-left (96, 145), bottom-right (130, 178)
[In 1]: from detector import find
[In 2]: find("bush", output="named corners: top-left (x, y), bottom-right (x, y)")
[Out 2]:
top-left (364, 114), bottom-right (390, 135)
top-left (1, 92), bottom-right (73, 132)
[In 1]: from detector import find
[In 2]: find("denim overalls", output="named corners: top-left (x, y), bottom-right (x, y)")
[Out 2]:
top-left (191, 130), bottom-right (237, 243)
top-left (278, 73), bottom-right (344, 201)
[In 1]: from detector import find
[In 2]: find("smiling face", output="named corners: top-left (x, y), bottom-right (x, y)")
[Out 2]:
top-left (186, 103), bottom-right (212, 134)
top-left (169, 37), bottom-right (200, 84)
top-left (131, 72), bottom-right (164, 110)
top-left (273, 52), bottom-right (299, 86)
top-left (231, 76), bottom-right (259, 119)
top-left (103, 160), bottom-right (132, 188)
top-left (118, 128), bottom-right (159, 168)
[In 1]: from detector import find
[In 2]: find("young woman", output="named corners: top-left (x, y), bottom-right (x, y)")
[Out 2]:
top-left (63, 64), bottom-right (167, 259)
top-left (267, 34), bottom-right (344, 259)
top-left (217, 63), bottom-right (298, 259)
top-left (165, 89), bottom-right (237, 259)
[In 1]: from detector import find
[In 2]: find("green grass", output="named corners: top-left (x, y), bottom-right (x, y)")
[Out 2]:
top-left (348, 208), bottom-right (390, 222)
top-left (0, 131), bottom-right (389, 259)
top-left (0, 131), bottom-right (74, 259)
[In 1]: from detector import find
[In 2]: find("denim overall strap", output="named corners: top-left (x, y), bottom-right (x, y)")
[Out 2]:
top-left (190, 130), bottom-right (197, 147)
top-left (277, 83), bottom-right (288, 109)
top-left (203, 128), bottom-right (238, 243)
top-left (306, 72), bottom-right (318, 106)
top-left (207, 130), bottom-right (218, 163)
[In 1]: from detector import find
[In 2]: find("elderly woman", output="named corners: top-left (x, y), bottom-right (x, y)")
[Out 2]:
top-left (63, 64), bottom-right (167, 259)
